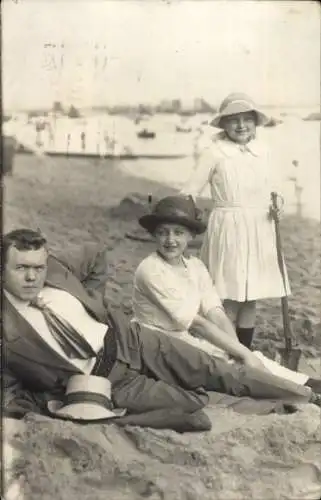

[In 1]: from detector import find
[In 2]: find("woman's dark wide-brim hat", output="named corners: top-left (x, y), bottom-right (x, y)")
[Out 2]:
top-left (210, 93), bottom-right (270, 128)
top-left (139, 195), bottom-right (207, 235)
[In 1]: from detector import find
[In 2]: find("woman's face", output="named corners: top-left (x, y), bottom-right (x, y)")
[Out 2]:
top-left (154, 223), bottom-right (193, 264)
top-left (221, 111), bottom-right (257, 144)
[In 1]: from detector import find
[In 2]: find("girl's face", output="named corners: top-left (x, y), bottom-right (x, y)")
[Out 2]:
top-left (154, 223), bottom-right (193, 264)
top-left (222, 111), bottom-right (257, 144)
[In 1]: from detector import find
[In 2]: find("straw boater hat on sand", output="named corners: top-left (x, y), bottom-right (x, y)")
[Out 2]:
top-left (139, 195), bottom-right (207, 235)
top-left (210, 93), bottom-right (270, 128)
top-left (48, 375), bottom-right (126, 422)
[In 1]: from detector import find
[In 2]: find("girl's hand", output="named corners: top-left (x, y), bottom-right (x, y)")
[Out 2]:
top-left (269, 205), bottom-right (283, 221)
top-left (269, 193), bottom-right (284, 221)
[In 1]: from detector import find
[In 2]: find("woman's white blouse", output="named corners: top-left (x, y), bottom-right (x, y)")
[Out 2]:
top-left (132, 252), bottom-right (222, 332)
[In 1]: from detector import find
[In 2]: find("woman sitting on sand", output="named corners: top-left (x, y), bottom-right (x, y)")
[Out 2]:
top-left (132, 195), bottom-right (317, 388)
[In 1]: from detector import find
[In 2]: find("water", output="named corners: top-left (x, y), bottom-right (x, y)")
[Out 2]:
top-left (5, 110), bottom-right (320, 221)
top-left (121, 116), bottom-right (320, 221)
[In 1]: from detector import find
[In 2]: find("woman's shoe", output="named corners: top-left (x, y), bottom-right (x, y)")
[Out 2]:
top-left (305, 378), bottom-right (321, 394)
top-left (309, 392), bottom-right (321, 407)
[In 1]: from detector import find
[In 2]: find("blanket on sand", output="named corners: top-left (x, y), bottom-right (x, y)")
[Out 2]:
top-left (4, 403), bottom-right (321, 500)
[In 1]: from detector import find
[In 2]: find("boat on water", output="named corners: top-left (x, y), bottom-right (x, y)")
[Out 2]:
top-left (137, 128), bottom-right (156, 139)
top-left (14, 140), bottom-right (187, 160)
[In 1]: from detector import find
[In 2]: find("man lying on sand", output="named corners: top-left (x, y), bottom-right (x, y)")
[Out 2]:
top-left (3, 229), bottom-right (321, 432)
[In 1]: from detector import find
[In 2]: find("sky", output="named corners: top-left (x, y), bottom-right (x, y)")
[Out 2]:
top-left (2, 0), bottom-right (320, 110)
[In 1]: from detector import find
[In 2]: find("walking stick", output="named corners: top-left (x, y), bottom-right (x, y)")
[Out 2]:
top-left (270, 192), bottom-right (302, 371)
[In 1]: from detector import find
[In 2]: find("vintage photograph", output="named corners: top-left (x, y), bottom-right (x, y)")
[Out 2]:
top-left (2, 1), bottom-right (321, 499)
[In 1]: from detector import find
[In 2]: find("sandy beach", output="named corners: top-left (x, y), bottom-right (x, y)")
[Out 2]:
top-left (3, 0), bottom-right (320, 495)
top-left (3, 153), bottom-right (321, 499)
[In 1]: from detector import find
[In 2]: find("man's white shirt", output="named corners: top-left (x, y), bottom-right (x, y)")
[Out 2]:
top-left (5, 287), bottom-right (107, 374)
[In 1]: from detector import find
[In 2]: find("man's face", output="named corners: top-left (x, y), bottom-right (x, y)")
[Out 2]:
top-left (4, 246), bottom-right (48, 302)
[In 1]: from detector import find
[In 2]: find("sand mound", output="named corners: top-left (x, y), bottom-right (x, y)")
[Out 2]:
top-left (4, 405), bottom-right (321, 500)
top-left (109, 193), bottom-right (155, 220)
top-left (109, 192), bottom-right (214, 221)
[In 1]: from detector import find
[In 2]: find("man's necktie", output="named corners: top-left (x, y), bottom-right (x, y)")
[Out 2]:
top-left (30, 297), bottom-right (97, 359)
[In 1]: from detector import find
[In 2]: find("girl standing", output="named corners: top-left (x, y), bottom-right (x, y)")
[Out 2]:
top-left (181, 93), bottom-right (289, 349)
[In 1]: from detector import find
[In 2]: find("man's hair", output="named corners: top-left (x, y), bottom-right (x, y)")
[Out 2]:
top-left (3, 229), bottom-right (47, 264)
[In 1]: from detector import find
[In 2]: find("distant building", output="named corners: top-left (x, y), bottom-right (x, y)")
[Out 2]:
top-left (193, 98), bottom-right (216, 113)
top-left (157, 100), bottom-right (175, 113)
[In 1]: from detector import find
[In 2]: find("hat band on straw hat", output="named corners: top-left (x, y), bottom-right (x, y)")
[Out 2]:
top-left (62, 391), bottom-right (114, 410)
top-left (47, 374), bottom-right (127, 421)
